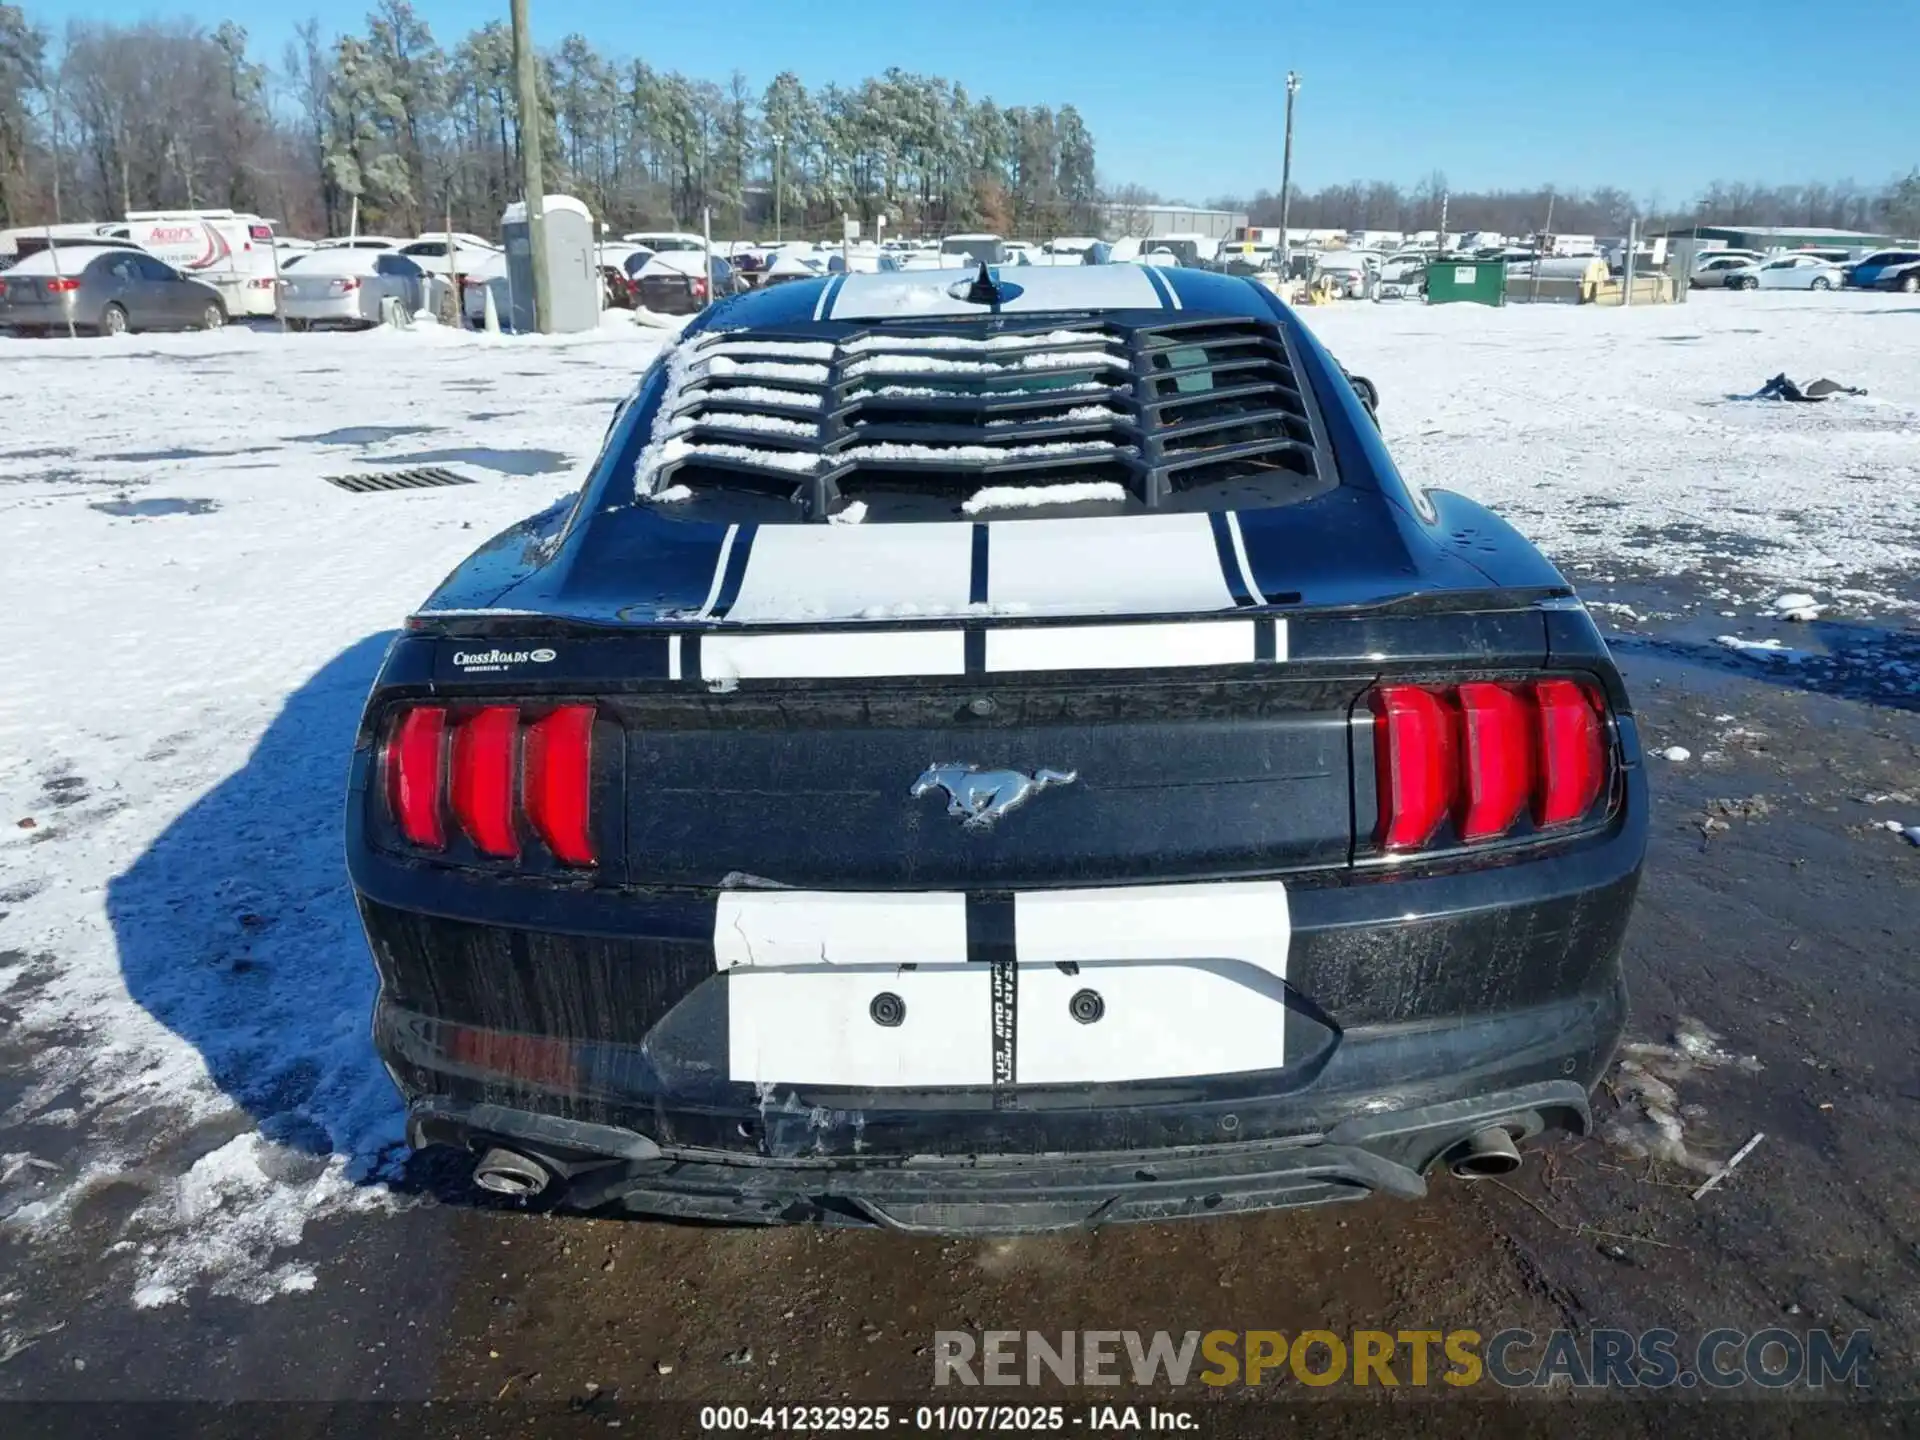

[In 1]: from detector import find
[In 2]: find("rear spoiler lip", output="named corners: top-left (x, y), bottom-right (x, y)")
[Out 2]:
top-left (406, 585), bottom-right (1576, 640)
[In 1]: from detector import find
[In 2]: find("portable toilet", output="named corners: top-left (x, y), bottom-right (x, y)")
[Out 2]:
top-left (501, 194), bottom-right (598, 334)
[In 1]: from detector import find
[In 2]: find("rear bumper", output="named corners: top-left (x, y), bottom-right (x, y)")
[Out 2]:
top-left (408, 1073), bottom-right (1605, 1231)
top-left (356, 777), bottom-right (1645, 1227)
top-left (1, 301), bottom-right (78, 329)
top-left (285, 298), bottom-right (368, 324)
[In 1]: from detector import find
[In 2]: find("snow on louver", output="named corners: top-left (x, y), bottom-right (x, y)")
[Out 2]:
top-left (629, 308), bottom-right (1328, 522)
top-left (962, 481), bottom-right (1132, 514)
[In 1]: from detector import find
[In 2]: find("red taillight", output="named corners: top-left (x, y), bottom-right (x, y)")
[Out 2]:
top-left (381, 702), bottom-right (596, 866)
top-left (524, 705), bottom-right (597, 866)
top-left (1533, 679), bottom-right (1605, 827)
top-left (1374, 686), bottom-right (1456, 850)
top-left (332, 276), bottom-right (360, 292)
top-left (0, 281), bottom-right (8, 298)
top-left (45, 278), bottom-right (80, 293)
top-left (692, 277), bottom-right (708, 299)
top-left (1455, 681), bottom-right (1533, 841)
top-left (1373, 679), bottom-right (1609, 852)
top-left (386, 705), bottom-right (447, 848)
top-left (449, 705), bottom-right (520, 857)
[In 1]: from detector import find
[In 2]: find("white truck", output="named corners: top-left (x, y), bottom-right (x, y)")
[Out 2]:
top-left (114, 210), bottom-right (283, 317)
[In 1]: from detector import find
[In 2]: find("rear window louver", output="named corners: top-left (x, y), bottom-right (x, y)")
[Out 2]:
top-left (637, 317), bottom-right (1332, 521)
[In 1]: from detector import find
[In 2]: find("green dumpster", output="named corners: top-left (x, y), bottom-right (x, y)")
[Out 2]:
top-left (1425, 258), bottom-right (1506, 307)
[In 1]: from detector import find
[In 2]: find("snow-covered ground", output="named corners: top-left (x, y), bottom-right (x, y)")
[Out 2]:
top-left (0, 289), bottom-right (1916, 1313)
top-left (0, 318), bottom-right (676, 1310)
top-left (1305, 290), bottom-right (1920, 607)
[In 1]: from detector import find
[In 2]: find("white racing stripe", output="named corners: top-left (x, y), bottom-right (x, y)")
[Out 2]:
top-left (1013, 882), bottom-right (1290, 1084)
top-left (718, 892), bottom-right (978, 1086)
top-left (723, 521), bottom-right (975, 623)
top-left (1223, 511), bottom-right (1268, 606)
top-left (987, 514), bottom-right (1237, 616)
top-left (828, 265), bottom-right (1165, 320)
top-left (703, 629), bottom-right (966, 679)
top-left (693, 524), bottom-right (741, 619)
top-left (985, 619), bottom-right (1256, 673)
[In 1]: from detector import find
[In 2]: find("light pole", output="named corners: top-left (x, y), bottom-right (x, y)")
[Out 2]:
top-left (510, 0), bottom-right (550, 333)
top-left (1279, 71), bottom-right (1300, 279)
top-left (771, 133), bottom-right (786, 243)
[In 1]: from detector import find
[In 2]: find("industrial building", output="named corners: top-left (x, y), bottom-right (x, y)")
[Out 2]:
top-left (1098, 203), bottom-right (1248, 240)
top-left (1662, 224), bottom-right (1904, 254)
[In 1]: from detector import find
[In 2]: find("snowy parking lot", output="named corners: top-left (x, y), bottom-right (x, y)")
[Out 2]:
top-left (1, 291), bottom-right (1917, 1402)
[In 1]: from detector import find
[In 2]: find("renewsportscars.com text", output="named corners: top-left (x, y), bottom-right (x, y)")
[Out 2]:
top-left (932, 1328), bottom-right (1871, 1390)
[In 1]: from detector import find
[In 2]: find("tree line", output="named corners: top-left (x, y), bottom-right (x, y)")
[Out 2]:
top-left (1203, 171), bottom-right (1920, 241)
top-left (0, 1), bottom-right (1101, 240)
top-left (3, 2), bottom-right (1915, 245)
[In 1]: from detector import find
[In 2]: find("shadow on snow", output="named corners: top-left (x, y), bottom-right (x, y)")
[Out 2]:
top-left (104, 633), bottom-right (443, 1194)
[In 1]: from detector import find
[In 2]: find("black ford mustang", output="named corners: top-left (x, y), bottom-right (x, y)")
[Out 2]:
top-left (346, 262), bottom-right (1646, 1230)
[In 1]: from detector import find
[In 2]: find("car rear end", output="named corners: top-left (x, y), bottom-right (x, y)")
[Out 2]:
top-left (0, 254), bottom-right (92, 333)
top-left (282, 263), bottom-right (375, 326)
top-left (637, 263), bottom-right (708, 314)
top-left (348, 276), bottom-right (1644, 1229)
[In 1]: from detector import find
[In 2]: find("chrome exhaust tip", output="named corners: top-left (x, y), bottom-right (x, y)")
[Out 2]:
top-left (1447, 1126), bottom-right (1523, 1180)
top-left (472, 1146), bottom-right (552, 1198)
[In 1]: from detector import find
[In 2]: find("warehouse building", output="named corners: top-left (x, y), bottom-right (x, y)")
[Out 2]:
top-left (1663, 224), bottom-right (1904, 254)
top-left (1099, 203), bottom-right (1248, 240)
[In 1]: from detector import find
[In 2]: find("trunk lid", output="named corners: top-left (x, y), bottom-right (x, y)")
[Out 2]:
top-left (612, 673), bottom-right (1359, 890)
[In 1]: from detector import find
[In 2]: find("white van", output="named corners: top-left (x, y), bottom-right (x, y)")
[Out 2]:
top-left (119, 210), bottom-right (282, 317)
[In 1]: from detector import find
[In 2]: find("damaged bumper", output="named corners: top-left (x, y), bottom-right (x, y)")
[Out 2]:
top-left (356, 764), bottom-right (1643, 1230)
top-left (407, 1076), bottom-right (1599, 1231)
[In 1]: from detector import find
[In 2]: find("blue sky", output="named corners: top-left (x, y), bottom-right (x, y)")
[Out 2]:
top-left (34, 0), bottom-right (1919, 202)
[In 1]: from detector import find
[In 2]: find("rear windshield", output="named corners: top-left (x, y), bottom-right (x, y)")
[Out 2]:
top-left (623, 316), bottom-right (1338, 526)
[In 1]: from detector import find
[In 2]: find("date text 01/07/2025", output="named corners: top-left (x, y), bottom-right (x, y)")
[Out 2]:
top-left (696, 1404), bottom-right (1198, 1432)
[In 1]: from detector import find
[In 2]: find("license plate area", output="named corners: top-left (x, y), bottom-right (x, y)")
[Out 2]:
top-left (719, 882), bottom-right (1297, 1090)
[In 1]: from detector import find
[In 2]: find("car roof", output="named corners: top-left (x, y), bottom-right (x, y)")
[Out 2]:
top-left (708, 260), bottom-right (1275, 328)
top-left (4, 245), bottom-right (132, 272)
top-left (641, 250), bottom-right (720, 277)
top-left (292, 247), bottom-right (390, 272)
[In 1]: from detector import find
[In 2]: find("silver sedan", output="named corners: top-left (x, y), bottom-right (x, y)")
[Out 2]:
top-left (0, 245), bottom-right (228, 335)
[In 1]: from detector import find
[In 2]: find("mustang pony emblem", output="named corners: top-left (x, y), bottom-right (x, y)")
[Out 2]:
top-left (910, 764), bottom-right (1077, 830)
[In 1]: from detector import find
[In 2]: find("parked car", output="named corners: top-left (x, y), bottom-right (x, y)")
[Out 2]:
top-left (1724, 254), bottom-right (1848, 291)
top-left (621, 231), bottom-right (707, 254)
top-left (1690, 253), bottom-right (1758, 289)
top-left (1001, 242), bottom-right (1042, 267)
top-left (938, 233), bottom-right (1005, 266)
top-left (1377, 251), bottom-right (1431, 285)
top-left (346, 263), bottom-right (1646, 1229)
top-left (633, 249), bottom-right (737, 313)
top-left (759, 251), bottom-right (826, 287)
top-left (1845, 248), bottom-right (1920, 291)
top-left (1216, 241), bottom-right (1277, 276)
top-left (460, 251), bottom-right (512, 327)
top-left (0, 231), bottom-right (144, 270)
top-left (1865, 259), bottom-right (1920, 294)
top-left (396, 234), bottom-right (501, 280)
top-left (1311, 253), bottom-right (1372, 298)
top-left (1041, 237), bottom-right (1099, 265)
top-left (278, 247), bottom-right (437, 328)
top-left (314, 235), bottom-right (402, 251)
top-left (0, 245), bottom-right (227, 335)
top-left (599, 265), bottom-right (639, 310)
